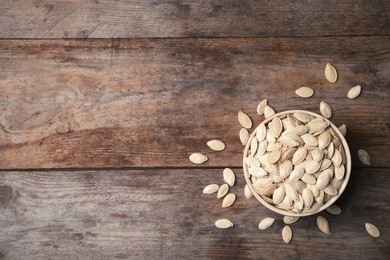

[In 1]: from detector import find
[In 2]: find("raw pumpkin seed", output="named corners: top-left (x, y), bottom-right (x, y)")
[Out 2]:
top-left (244, 184), bottom-right (253, 199)
top-left (258, 217), bottom-right (275, 230)
top-left (365, 223), bottom-right (380, 237)
top-left (222, 193), bottom-right (236, 208)
top-left (189, 153), bottom-right (208, 164)
top-left (217, 183), bottom-right (229, 199)
top-left (239, 128), bottom-right (249, 145)
top-left (295, 87), bottom-right (314, 98)
top-left (207, 139), bottom-right (225, 151)
top-left (317, 216), bottom-right (331, 234)
top-left (215, 219), bottom-right (233, 229)
top-left (326, 204), bottom-right (341, 215)
top-left (203, 184), bottom-right (219, 194)
top-left (282, 226), bottom-right (292, 243)
top-left (325, 63), bottom-right (337, 83)
top-left (264, 106), bottom-right (276, 118)
top-left (320, 101), bottom-right (332, 119)
top-left (257, 99), bottom-right (268, 115)
top-left (348, 85), bottom-right (361, 99)
top-left (358, 149), bottom-right (371, 165)
top-left (283, 215), bottom-right (299, 225)
top-left (223, 168), bottom-right (236, 186)
top-left (238, 110), bottom-right (252, 129)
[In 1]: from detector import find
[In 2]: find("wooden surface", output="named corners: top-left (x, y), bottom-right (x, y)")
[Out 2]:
top-left (0, 0), bottom-right (389, 259)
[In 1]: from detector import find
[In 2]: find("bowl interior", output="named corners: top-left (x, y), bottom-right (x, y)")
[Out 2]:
top-left (243, 110), bottom-right (351, 217)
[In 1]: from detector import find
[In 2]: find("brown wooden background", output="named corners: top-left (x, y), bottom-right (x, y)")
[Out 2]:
top-left (0, 1), bottom-right (389, 259)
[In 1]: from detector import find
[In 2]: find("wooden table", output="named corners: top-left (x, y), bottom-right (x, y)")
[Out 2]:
top-left (0, 1), bottom-right (389, 259)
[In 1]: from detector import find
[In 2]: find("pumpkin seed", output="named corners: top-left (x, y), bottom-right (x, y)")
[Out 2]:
top-left (273, 185), bottom-right (286, 204)
top-left (358, 149), bottom-right (371, 165)
top-left (291, 125), bottom-right (309, 136)
top-left (295, 87), bottom-right (314, 98)
top-left (270, 117), bottom-right (283, 138)
top-left (335, 165), bottom-right (345, 180)
top-left (207, 139), bottom-right (226, 151)
top-left (325, 63), bottom-right (337, 83)
top-left (223, 168), bottom-right (235, 186)
top-left (248, 166), bottom-right (268, 177)
top-left (293, 112), bottom-right (311, 123)
top-left (280, 160), bottom-right (293, 179)
top-left (245, 157), bottom-right (261, 167)
top-left (244, 184), bottom-right (253, 199)
top-left (189, 153), bottom-right (208, 164)
top-left (338, 124), bottom-right (347, 136)
top-left (284, 182), bottom-right (299, 201)
top-left (239, 128), bottom-right (249, 145)
top-left (203, 184), bottom-right (219, 194)
top-left (238, 110), bottom-right (252, 129)
top-left (320, 101), bottom-right (332, 119)
top-left (302, 188), bottom-right (314, 209)
top-left (282, 226), bottom-right (292, 243)
top-left (215, 219), bottom-right (233, 229)
top-left (256, 123), bottom-right (267, 142)
top-left (250, 137), bottom-right (258, 156)
top-left (258, 217), bottom-right (275, 230)
top-left (288, 167), bottom-right (305, 183)
top-left (317, 216), bottom-right (331, 234)
top-left (222, 193), bottom-right (236, 208)
top-left (257, 99), bottom-right (268, 115)
top-left (323, 184), bottom-right (338, 196)
top-left (365, 223), bottom-right (380, 238)
top-left (283, 215), bottom-right (299, 224)
top-left (268, 149), bottom-right (282, 164)
top-left (326, 204), bottom-right (341, 215)
top-left (264, 106), bottom-right (276, 118)
top-left (301, 133), bottom-right (318, 146)
top-left (348, 85), bottom-right (361, 99)
top-left (217, 183), bottom-right (229, 199)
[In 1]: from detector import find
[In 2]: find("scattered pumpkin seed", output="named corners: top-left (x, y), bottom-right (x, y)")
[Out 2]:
top-left (215, 219), bottom-right (233, 229)
top-left (259, 217), bottom-right (275, 230)
top-left (203, 184), bottom-right (219, 194)
top-left (365, 223), bottom-right (380, 238)
top-left (222, 193), bottom-right (236, 208)
top-left (189, 153), bottom-right (208, 164)
top-left (257, 99), bottom-right (268, 115)
top-left (282, 226), bottom-right (292, 243)
top-left (358, 149), bottom-right (371, 165)
top-left (238, 110), bottom-right (252, 129)
top-left (295, 87), bottom-right (314, 98)
top-left (348, 85), bottom-right (361, 99)
top-left (317, 216), bottom-right (331, 234)
top-left (325, 63), bottom-right (337, 83)
top-left (217, 183), bottom-right (229, 199)
top-left (207, 139), bottom-right (226, 151)
top-left (223, 168), bottom-right (236, 186)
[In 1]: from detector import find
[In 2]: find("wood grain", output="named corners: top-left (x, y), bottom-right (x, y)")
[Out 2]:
top-left (0, 0), bottom-right (389, 38)
top-left (0, 37), bottom-right (389, 169)
top-left (0, 168), bottom-right (388, 259)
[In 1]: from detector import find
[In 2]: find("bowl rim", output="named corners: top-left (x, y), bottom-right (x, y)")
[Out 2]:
top-left (243, 109), bottom-right (352, 217)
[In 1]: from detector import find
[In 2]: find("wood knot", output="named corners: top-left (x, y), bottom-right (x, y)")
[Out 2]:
top-left (0, 186), bottom-right (12, 207)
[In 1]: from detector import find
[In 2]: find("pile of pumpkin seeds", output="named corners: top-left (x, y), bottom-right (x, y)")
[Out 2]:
top-left (189, 63), bottom-right (379, 242)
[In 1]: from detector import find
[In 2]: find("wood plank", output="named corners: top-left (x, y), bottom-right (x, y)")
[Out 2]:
top-left (0, 37), bottom-right (389, 169)
top-left (0, 0), bottom-right (389, 38)
top-left (0, 168), bottom-right (388, 259)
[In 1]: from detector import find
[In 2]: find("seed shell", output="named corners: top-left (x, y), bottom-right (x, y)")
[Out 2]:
top-left (223, 168), bottom-right (236, 186)
top-left (325, 63), bottom-right (337, 83)
top-left (189, 153), bottom-right (208, 164)
top-left (365, 223), bottom-right (380, 238)
top-left (320, 101), bottom-right (332, 119)
top-left (257, 99), bottom-right (268, 115)
top-left (295, 87), bottom-right (314, 98)
top-left (222, 193), bottom-right (236, 208)
top-left (258, 217), bottom-right (276, 230)
top-left (203, 184), bottom-right (219, 194)
top-left (238, 110), bottom-right (252, 129)
top-left (317, 216), bottom-right (331, 234)
top-left (282, 226), bottom-right (293, 243)
top-left (348, 85), bottom-right (361, 99)
top-left (215, 219), bottom-right (233, 229)
top-left (358, 149), bottom-right (371, 165)
top-left (217, 183), bottom-right (229, 199)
